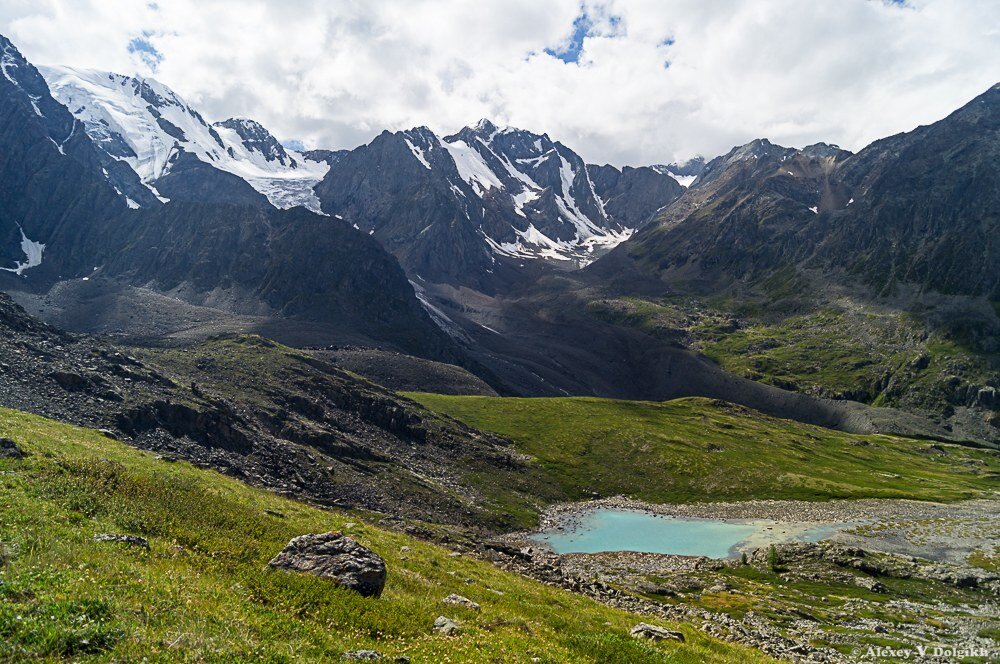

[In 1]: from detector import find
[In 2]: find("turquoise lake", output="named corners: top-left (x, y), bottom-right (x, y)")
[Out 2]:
top-left (530, 509), bottom-right (837, 558)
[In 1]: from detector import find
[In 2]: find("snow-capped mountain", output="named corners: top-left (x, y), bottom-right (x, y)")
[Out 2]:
top-left (314, 119), bottom-right (683, 289)
top-left (35, 62), bottom-right (685, 290)
top-left (442, 119), bottom-right (631, 259)
top-left (0, 35), bottom-right (130, 280)
top-left (39, 66), bottom-right (330, 213)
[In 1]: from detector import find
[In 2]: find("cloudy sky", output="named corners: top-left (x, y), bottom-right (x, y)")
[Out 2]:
top-left (1, 0), bottom-right (998, 166)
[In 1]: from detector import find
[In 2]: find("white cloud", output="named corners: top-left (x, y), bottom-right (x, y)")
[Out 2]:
top-left (1, 0), bottom-right (997, 166)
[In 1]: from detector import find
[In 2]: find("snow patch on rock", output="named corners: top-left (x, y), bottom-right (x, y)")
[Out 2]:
top-left (1, 228), bottom-right (46, 276)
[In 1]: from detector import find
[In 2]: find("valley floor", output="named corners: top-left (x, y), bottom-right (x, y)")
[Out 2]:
top-left (409, 394), bottom-right (1000, 662)
top-left (493, 498), bottom-right (1000, 662)
top-left (0, 407), bottom-right (767, 663)
top-left (1, 391), bottom-right (997, 662)
top-left (529, 497), bottom-right (1000, 565)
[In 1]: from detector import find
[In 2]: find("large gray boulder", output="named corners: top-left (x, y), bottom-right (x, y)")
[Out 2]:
top-left (268, 532), bottom-right (386, 598)
top-left (629, 623), bottom-right (685, 642)
top-left (433, 616), bottom-right (460, 636)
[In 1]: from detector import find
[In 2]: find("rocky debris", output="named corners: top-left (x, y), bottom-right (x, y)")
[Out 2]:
top-left (442, 594), bottom-right (480, 611)
top-left (93, 533), bottom-right (150, 549)
top-left (341, 650), bottom-right (409, 663)
top-left (477, 543), bottom-right (821, 657)
top-left (0, 438), bottom-right (24, 459)
top-left (117, 400), bottom-right (253, 454)
top-left (629, 623), bottom-right (685, 642)
top-left (853, 576), bottom-right (886, 593)
top-left (0, 293), bottom-right (533, 530)
top-left (268, 532), bottom-right (386, 598)
top-left (432, 616), bottom-right (460, 636)
top-left (754, 542), bottom-right (1000, 591)
top-left (479, 500), bottom-right (1000, 664)
top-left (633, 575), bottom-right (706, 597)
top-left (48, 370), bottom-right (90, 392)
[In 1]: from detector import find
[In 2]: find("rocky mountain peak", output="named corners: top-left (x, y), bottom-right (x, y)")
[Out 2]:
top-left (472, 118), bottom-right (498, 134)
top-left (214, 117), bottom-right (296, 167)
top-left (727, 138), bottom-right (791, 162)
top-left (316, 118), bottom-right (684, 289)
top-left (42, 67), bottom-right (330, 212)
top-left (800, 142), bottom-right (852, 160)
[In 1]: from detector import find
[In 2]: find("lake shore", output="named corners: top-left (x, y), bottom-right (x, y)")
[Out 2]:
top-left (518, 496), bottom-right (1000, 563)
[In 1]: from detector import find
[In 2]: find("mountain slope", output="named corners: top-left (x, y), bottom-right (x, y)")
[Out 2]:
top-left (0, 36), bottom-right (130, 283)
top-left (608, 84), bottom-right (1000, 299)
top-left (314, 121), bottom-right (683, 290)
top-left (0, 407), bottom-right (763, 663)
top-left (0, 36), bottom-right (456, 360)
top-left (40, 65), bottom-right (330, 212)
top-left (589, 164), bottom-right (684, 228)
top-left (410, 394), bottom-right (1000, 505)
top-left (0, 291), bottom-right (526, 527)
top-left (87, 202), bottom-right (453, 355)
top-left (821, 84), bottom-right (1000, 298)
top-left (583, 84), bottom-right (1000, 445)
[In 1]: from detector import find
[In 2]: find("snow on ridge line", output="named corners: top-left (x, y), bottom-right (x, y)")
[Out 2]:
top-left (39, 65), bottom-right (330, 212)
top-left (555, 150), bottom-right (603, 238)
top-left (425, 124), bottom-right (637, 263)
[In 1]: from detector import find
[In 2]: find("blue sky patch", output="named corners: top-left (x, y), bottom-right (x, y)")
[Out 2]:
top-left (545, 13), bottom-right (592, 63)
top-left (128, 32), bottom-right (162, 70)
top-left (545, 9), bottom-right (623, 64)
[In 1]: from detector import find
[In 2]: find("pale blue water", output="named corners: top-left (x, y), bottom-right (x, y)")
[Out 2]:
top-left (531, 509), bottom-right (838, 558)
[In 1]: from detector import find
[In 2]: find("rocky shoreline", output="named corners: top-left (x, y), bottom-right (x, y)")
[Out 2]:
top-left (475, 497), bottom-right (1000, 662)
top-left (516, 496), bottom-right (1000, 564)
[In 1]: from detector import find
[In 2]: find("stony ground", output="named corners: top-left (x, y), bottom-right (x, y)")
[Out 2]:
top-left (486, 498), bottom-right (1000, 662)
top-left (0, 293), bottom-right (550, 531)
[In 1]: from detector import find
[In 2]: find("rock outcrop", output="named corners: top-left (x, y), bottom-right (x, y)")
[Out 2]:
top-left (267, 532), bottom-right (387, 598)
top-left (629, 623), bottom-right (685, 642)
top-left (432, 616), bottom-right (460, 636)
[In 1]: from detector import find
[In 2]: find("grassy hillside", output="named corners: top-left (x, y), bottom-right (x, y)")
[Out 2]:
top-left (406, 395), bottom-right (1000, 505)
top-left (0, 408), bottom-right (769, 663)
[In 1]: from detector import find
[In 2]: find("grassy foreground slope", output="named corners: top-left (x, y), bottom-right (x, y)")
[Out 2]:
top-left (406, 395), bottom-right (1000, 505)
top-left (0, 408), bottom-right (768, 663)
